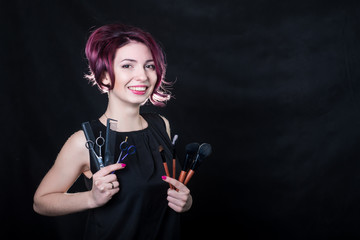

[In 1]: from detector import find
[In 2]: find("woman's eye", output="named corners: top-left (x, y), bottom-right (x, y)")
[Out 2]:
top-left (122, 64), bottom-right (132, 69)
top-left (145, 64), bottom-right (156, 70)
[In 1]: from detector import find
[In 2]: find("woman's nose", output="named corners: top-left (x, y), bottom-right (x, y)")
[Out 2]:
top-left (134, 67), bottom-right (148, 81)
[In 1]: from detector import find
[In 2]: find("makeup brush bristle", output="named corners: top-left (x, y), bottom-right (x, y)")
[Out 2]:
top-left (183, 142), bottom-right (200, 170)
top-left (185, 142), bottom-right (200, 155)
top-left (191, 143), bottom-right (212, 170)
top-left (198, 143), bottom-right (212, 159)
top-left (184, 143), bottom-right (212, 184)
top-left (172, 134), bottom-right (178, 145)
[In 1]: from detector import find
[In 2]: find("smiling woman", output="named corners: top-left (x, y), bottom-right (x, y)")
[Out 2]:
top-left (84, 24), bottom-right (171, 106)
top-left (104, 42), bottom-right (158, 107)
top-left (33, 23), bottom-right (192, 240)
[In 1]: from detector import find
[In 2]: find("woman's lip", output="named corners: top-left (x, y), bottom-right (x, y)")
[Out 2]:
top-left (128, 86), bottom-right (148, 95)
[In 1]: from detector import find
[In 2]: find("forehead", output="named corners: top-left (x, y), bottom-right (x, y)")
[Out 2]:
top-left (114, 41), bottom-right (153, 62)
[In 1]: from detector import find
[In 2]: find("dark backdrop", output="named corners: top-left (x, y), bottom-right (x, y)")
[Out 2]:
top-left (1, 0), bottom-right (360, 239)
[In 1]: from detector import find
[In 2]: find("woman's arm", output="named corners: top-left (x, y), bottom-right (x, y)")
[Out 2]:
top-left (33, 130), bottom-right (125, 216)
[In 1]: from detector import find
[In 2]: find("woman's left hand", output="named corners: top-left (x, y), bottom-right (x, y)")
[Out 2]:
top-left (162, 176), bottom-right (193, 213)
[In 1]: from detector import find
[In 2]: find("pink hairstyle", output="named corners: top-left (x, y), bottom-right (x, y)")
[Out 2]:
top-left (84, 23), bottom-right (171, 106)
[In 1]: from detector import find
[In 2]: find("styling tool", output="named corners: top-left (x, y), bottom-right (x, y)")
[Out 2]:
top-left (184, 143), bottom-right (212, 185)
top-left (178, 142), bottom-right (200, 183)
top-left (111, 136), bottom-right (136, 174)
top-left (96, 131), bottom-right (105, 159)
top-left (171, 134), bottom-right (178, 179)
top-left (116, 136), bottom-right (136, 163)
top-left (82, 122), bottom-right (104, 171)
top-left (104, 118), bottom-right (117, 166)
top-left (159, 145), bottom-right (173, 189)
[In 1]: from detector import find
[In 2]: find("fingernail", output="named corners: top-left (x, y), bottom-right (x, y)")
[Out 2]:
top-left (161, 176), bottom-right (167, 180)
top-left (121, 163), bottom-right (126, 167)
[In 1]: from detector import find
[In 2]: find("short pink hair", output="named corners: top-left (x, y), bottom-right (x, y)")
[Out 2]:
top-left (84, 23), bottom-right (171, 106)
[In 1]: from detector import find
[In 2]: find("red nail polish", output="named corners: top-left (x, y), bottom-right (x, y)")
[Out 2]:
top-left (121, 163), bottom-right (126, 167)
top-left (161, 176), bottom-right (166, 180)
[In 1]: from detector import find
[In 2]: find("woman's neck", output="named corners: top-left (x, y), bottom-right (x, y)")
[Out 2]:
top-left (100, 100), bottom-right (146, 132)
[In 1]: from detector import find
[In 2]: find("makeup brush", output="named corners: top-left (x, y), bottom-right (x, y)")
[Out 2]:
top-left (159, 145), bottom-right (173, 189)
top-left (171, 134), bottom-right (178, 179)
top-left (184, 143), bottom-right (212, 185)
top-left (178, 142), bottom-right (200, 183)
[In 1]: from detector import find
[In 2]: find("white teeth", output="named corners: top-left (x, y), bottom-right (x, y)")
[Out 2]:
top-left (129, 86), bottom-right (147, 91)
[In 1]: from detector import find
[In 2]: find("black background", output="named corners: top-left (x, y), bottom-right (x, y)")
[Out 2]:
top-left (1, 0), bottom-right (360, 239)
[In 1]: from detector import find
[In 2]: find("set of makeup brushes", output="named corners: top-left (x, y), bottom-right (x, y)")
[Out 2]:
top-left (159, 135), bottom-right (212, 188)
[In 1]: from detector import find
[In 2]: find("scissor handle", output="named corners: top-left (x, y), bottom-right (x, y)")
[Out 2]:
top-left (120, 145), bottom-right (136, 162)
top-left (85, 140), bottom-right (95, 149)
top-left (119, 141), bottom-right (129, 151)
top-left (96, 136), bottom-right (105, 147)
top-left (127, 145), bottom-right (136, 155)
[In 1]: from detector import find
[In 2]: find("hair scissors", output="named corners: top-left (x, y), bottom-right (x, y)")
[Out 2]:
top-left (85, 131), bottom-right (105, 168)
top-left (116, 136), bottom-right (136, 163)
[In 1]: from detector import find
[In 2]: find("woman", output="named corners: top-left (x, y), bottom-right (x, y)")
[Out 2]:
top-left (33, 23), bottom-right (192, 240)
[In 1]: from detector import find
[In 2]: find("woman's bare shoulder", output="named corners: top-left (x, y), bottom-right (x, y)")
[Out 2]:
top-left (56, 130), bottom-right (89, 170)
top-left (66, 130), bottom-right (87, 149)
top-left (159, 115), bottom-right (171, 139)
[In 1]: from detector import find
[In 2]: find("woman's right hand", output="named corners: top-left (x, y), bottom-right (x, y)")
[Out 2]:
top-left (89, 163), bottom-right (126, 208)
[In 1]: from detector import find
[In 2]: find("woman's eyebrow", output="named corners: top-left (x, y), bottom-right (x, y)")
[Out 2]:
top-left (120, 59), bottom-right (154, 63)
top-left (120, 58), bottom-right (137, 62)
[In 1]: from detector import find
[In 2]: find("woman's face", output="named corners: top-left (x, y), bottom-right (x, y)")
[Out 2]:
top-left (105, 41), bottom-right (157, 106)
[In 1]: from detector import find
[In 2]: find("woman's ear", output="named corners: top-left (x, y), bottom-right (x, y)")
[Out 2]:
top-left (101, 72), bottom-right (112, 88)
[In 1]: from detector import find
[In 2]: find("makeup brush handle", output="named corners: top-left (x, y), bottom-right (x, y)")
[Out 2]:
top-left (172, 158), bottom-right (176, 179)
top-left (163, 163), bottom-right (171, 177)
top-left (163, 163), bottom-right (173, 189)
top-left (178, 171), bottom-right (187, 183)
top-left (184, 169), bottom-right (195, 185)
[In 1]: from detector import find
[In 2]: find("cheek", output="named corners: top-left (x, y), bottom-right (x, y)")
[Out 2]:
top-left (113, 72), bottom-right (130, 87)
top-left (150, 72), bottom-right (158, 85)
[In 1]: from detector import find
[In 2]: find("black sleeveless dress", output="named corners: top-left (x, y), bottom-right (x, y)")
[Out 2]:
top-left (83, 113), bottom-right (181, 240)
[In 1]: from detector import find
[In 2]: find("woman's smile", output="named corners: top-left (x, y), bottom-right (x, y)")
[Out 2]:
top-left (128, 85), bottom-right (149, 95)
